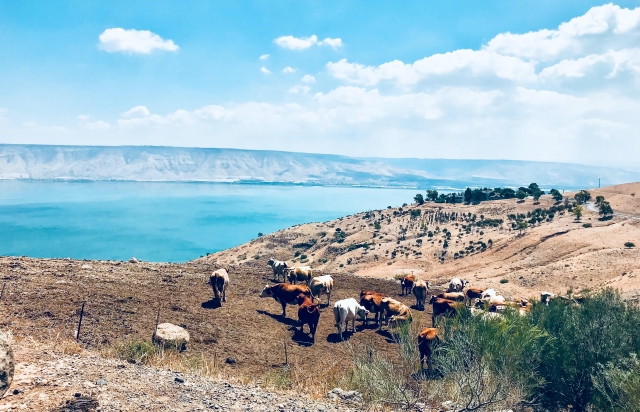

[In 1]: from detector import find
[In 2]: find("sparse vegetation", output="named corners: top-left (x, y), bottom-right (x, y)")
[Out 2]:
top-left (624, 242), bottom-right (635, 248)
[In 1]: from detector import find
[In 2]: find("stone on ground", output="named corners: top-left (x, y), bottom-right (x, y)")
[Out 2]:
top-left (153, 323), bottom-right (190, 351)
top-left (0, 332), bottom-right (14, 398)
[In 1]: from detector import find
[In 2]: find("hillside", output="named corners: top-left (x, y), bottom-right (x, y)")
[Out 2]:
top-left (205, 182), bottom-right (640, 300)
top-left (1, 144), bottom-right (640, 188)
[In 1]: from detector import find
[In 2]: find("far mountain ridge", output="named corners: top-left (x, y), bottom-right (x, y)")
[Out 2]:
top-left (0, 144), bottom-right (638, 189)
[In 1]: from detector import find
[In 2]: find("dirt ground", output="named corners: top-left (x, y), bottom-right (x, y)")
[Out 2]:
top-left (0, 256), bottom-right (432, 409)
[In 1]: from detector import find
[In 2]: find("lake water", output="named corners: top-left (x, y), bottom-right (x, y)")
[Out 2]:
top-left (0, 180), bottom-right (420, 262)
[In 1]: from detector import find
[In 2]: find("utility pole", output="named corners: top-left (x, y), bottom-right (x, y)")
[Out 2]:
top-left (599, 178), bottom-right (601, 188)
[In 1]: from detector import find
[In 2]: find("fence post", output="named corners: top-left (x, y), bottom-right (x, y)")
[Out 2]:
top-left (0, 283), bottom-right (5, 302)
top-left (284, 341), bottom-right (288, 366)
top-left (76, 301), bottom-right (86, 342)
top-left (153, 307), bottom-right (161, 341)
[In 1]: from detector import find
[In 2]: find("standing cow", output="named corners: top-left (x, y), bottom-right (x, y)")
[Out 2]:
top-left (401, 275), bottom-right (415, 295)
top-left (448, 278), bottom-right (469, 292)
top-left (209, 268), bottom-right (229, 303)
top-left (309, 275), bottom-right (334, 306)
top-left (430, 296), bottom-right (458, 327)
top-left (296, 294), bottom-right (320, 342)
top-left (268, 258), bottom-right (288, 282)
top-left (418, 327), bottom-right (439, 375)
top-left (412, 279), bottom-right (429, 310)
top-left (360, 290), bottom-right (385, 326)
top-left (287, 266), bottom-right (314, 285)
top-left (379, 297), bottom-right (412, 330)
top-left (259, 283), bottom-right (312, 318)
top-left (333, 298), bottom-right (369, 341)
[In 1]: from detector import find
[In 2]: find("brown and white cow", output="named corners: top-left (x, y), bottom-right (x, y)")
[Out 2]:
top-left (401, 275), bottom-right (415, 295)
top-left (296, 293), bottom-right (320, 342)
top-left (430, 296), bottom-right (458, 327)
top-left (359, 290), bottom-right (385, 325)
top-left (418, 327), bottom-right (439, 373)
top-left (259, 283), bottom-right (312, 317)
top-left (268, 258), bottom-right (288, 282)
top-left (412, 279), bottom-right (429, 310)
top-left (379, 297), bottom-right (412, 330)
top-left (465, 288), bottom-right (485, 305)
top-left (287, 266), bottom-right (314, 285)
top-left (309, 275), bottom-right (334, 306)
top-left (435, 292), bottom-right (465, 302)
top-left (209, 268), bottom-right (229, 303)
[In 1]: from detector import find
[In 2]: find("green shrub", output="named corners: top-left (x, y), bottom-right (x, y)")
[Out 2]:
top-left (530, 289), bottom-right (640, 411)
top-left (112, 339), bottom-right (161, 364)
top-left (500, 279), bottom-right (509, 284)
top-left (583, 223), bottom-right (592, 228)
top-left (593, 354), bottom-right (640, 411)
top-left (625, 242), bottom-right (635, 248)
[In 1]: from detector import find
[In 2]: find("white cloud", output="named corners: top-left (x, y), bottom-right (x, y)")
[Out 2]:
top-left (274, 35), bottom-right (342, 50)
top-left (123, 106), bottom-right (152, 118)
top-left (85, 120), bottom-right (111, 130)
top-left (485, 4), bottom-right (640, 61)
top-left (259, 54), bottom-right (270, 60)
top-left (260, 66), bottom-right (272, 74)
top-left (282, 66), bottom-right (296, 73)
top-left (288, 85), bottom-right (311, 94)
top-left (318, 37), bottom-right (343, 48)
top-left (98, 28), bottom-right (179, 54)
top-left (301, 75), bottom-right (316, 83)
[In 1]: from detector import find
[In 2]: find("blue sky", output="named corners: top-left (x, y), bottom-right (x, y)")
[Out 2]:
top-left (1, 1), bottom-right (640, 169)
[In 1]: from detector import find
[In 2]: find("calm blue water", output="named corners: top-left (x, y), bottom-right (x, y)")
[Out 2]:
top-left (0, 181), bottom-right (419, 262)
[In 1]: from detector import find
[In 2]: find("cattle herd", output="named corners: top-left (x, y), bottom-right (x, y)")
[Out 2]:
top-left (208, 258), bottom-right (542, 373)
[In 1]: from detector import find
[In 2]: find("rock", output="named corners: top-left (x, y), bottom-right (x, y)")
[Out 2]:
top-left (174, 377), bottom-right (184, 383)
top-left (0, 333), bottom-right (14, 398)
top-left (326, 388), bottom-right (363, 404)
top-left (81, 264), bottom-right (92, 269)
top-left (441, 400), bottom-right (456, 411)
top-left (153, 323), bottom-right (190, 351)
top-left (96, 379), bottom-right (107, 385)
top-left (225, 358), bottom-right (236, 365)
top-left (129, 257), bottom-right (138, 263)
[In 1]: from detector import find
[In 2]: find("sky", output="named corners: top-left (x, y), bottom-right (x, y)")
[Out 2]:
top-left (2, 1), bottom-right (640, 170)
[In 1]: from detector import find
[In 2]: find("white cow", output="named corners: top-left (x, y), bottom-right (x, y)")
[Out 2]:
top-left (480, 288), bottom-right (499, 300)
top-left (309, 275), bottom-right (334, 306)
top-left (268, 258), bottom-right (288, 282)
top-left (209, 268), bottom-right (229, 303)
top-left (333, 298), bottom-right (369, 341)
top-left (448, 278), bottom-right (469, 292)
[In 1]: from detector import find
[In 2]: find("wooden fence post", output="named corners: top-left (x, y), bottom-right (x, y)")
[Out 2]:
top-left (76, 302), bottom-right (86, 342)
top-left (284, 341), bottom-right (289, 366)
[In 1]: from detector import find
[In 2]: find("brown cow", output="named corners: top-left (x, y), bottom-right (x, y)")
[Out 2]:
top-left (412, 280), bottom-right (429, 310)
top-left (401, 275), bottom-right (415, 295)
top-left (418, 327), bottom-right (439, 373)
top-left (286, 266), bottom-right (314, 285)
top-left (209, 268), bottom-right (229, 303)
top-left (465, 288), bottom-right (485, 303)
top-left (360, 290), bottom-right (385, 325)
top-left (259, 283), bottom-right (312, 317)
top-left (379, 297), bottom-right (412, 330)
top-left (430, 296), bottom-right (458, 327)
top-left (435, 292), bottom-right (465, 302)
top-left (296, 294), bottom-right (320, 342)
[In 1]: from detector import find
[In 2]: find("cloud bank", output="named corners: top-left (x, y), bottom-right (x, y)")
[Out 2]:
top-left (274, 35), bottom-right (343, 50)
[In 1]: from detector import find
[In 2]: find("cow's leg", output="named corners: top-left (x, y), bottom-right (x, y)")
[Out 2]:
top-left (281, 302), bottom-right (287, 317)
top-left (337, 321), bottom-right (343, 341)
top-left (327, 291), bottom-right (331, 306)
top-left (351, 318), bottom-right (355, 333)
top-left (222, 286), bottom-right (226, 302)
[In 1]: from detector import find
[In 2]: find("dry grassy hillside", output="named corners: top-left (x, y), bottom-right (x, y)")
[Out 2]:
top-left (205, 182), bottom-right (640, 300)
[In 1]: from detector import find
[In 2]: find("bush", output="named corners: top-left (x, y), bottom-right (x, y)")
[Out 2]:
top-left (625, 242), bottom-right (635, 248)
top-left (530, 289), bottom-right (640, 411)
top-left (112, 339), bottom-right (161, 364)
top-left (500, 279), bottom-right (509, 284)
top-left (593, 354), bottom-right (640, 411)
top-left (583, 223), bottom-right (592, 228)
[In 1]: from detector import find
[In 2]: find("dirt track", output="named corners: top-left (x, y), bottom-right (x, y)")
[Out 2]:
top-left (0, 256), bottom-right (431, 393)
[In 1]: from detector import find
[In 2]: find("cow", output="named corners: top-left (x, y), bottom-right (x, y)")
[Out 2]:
top-left (540, 292), bottom-right (555, 305)
top-left (209, 268), bottom-right (229, 303)
top-left (309, 275), bottom-right (334, 306)
top-left (430, 296), bottom-right (458, 327)
top-left (379, 297), bottom-right (412, 330)
top-left (287, 266), bottom-right (314, 285)
top-left (448, 278), bottom-right (469, 292)
top-left (333, 298), bottom-right (369, 341)
top-left (401, 275), bottom-right (415, 295)
top-left (418, 327), bottom-right (439, 374)
top-left (259, 283), bottom-right (312, 318)
top-left (268, 258), bottom-right (288, 282)
top-left (465, 288), bottom-right (485, 306)
top-left (360, 290), bottom-right (385, 325)
top-left (296, 294), bottom-right (320, 342)
top-left (481, 289), bottom-right (499, 300)
top-left (435, 292), bottom-right (465, 302)
top-left (476, 295), bottom-right (506, 310)
top-left (412, 280), bottom-right (429, 310)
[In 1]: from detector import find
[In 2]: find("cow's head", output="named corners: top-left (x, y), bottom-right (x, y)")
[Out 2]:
top-left (296, 293), bottom-right (309, 305)
top-left (259, 285), bottom-right (274, 298)
top-left (461, 280), bottom-right (469, 289)
top-left (268, 258), bottom-right (275, 266)
top-left (429, 295), bottom-right (437, 305)
top-left (356, 306), bottom-right (369, 320)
